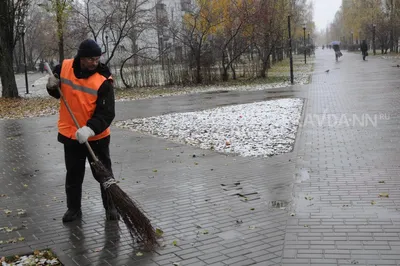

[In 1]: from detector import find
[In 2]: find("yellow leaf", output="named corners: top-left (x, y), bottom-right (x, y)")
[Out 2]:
top-left (155, 228), bottom-right (164, 237)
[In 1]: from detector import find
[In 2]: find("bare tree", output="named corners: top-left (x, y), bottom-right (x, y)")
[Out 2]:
top-left (252, 0), bottom-right (285, 78)
top-left (170, 1), bottom-right (225, 84)
top-left (213, 0), bottom-right (256, 81)
top-left (72, 0), bottom-right (113, 43)
top-left (0, 0), bottom-right (29, 97)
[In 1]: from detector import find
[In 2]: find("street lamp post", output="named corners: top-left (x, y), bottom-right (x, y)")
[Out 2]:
top-left (373, 24), bottom-right (376, 55)
top-left (303, 24), bottom-right (306, 64)
top-left (19, 25), bottom-right (29, 94)
top-left (351, 31), bottom-right (354, 46)
top-left (288, 15), bottom-right (294, 84)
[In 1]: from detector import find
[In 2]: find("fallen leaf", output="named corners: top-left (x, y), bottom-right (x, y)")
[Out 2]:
top-left (0, 98), bottom-right (59, 120)
top-left (371, 200), bottom-right (376, 205)
top-left (379, 192), bottom-right (389, 198)
top-left (23, 184), bottom-right (28, 188)
top-left (4, 209), bottom-right (12, 215)
top-left (17, 237), bottom-right (25, 242)
top-left (250, 208), bottom-right (255, 211)
top-left (17, 209), bottom-right (26, 216)
top-left (136, 252), bottom-right (143, 256)
top-left (249, 225), bottom-right (256, 230)
top-left (201, 230), bottom-right (209, 235)
top-left (172, 240), bottom-right (178, 246)
top-left (195, 224), bottom-right (202, 229)
top-left (155, 227), bottom-right (164, 237)
top-left (153, 169), bottom-right (158, 173)
top-left (304, 224), bottom-right (309, 228)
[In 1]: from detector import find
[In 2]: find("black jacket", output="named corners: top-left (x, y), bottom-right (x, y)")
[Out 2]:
top-left (360, 42), bottom-right (368, 52)
top-left (47, 58), bottom-right (115, 144)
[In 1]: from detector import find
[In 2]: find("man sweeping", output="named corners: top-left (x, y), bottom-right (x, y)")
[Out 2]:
top-left (46, 39), bottom-right (119, 222)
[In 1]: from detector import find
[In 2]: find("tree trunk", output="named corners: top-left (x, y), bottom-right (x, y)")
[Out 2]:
top-left (0, 51), bottom-right (19, 98)
top-left (272, 47), bottom-right (276, 63)
top-left (221, 52), bottom-right (229, 81)
top-left (230, 64), bottom-right (236, 80)
top-left (56, 1), bottom-right (65, 63)
top-left (260, 54), bottom-right (270, 78)
top-left (260, 60), bottom-right (268, 78)
top-left (120, 54), bottom-right (134, 88)
top-left (195, 52), bottom-right (202, 84)
top-left (222, 67), bottom-right (229, 81)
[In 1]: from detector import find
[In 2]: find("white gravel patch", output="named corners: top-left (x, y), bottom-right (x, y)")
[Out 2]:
top-left (115, 98), bottom-right (304, 157)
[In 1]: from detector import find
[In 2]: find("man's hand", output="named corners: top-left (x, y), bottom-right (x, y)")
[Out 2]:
top-left (75, 126), bottom-right (95, 144)
top-left (46, 75), bottom-right (60, 91)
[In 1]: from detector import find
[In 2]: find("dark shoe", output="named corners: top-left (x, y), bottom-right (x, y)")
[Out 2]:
top-left (106, 208), bottom-right (120, 221)
top-left (62, 209), bottom-right (82, 222)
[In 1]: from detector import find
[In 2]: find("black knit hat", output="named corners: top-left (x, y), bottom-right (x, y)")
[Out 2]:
top-left (77, 39), bottom-right (102, 58)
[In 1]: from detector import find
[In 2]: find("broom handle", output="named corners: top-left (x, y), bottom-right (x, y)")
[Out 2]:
top-left (44, 63), bottom-right (98, 162)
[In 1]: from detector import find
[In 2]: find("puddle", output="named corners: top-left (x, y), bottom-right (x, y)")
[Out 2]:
top-left (217, 230), bottom-right (244, 240)
top-left (294, 168), bottom-right (310, 183)
top-left (205, 90), bottom-right (230, 94)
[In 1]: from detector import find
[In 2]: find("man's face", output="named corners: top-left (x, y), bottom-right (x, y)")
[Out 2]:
top-left (80, 56), bottom-right (100, 71)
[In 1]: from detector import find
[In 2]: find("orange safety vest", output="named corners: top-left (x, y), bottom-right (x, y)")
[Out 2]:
top-left (58, 59), bottom-right (112, 141)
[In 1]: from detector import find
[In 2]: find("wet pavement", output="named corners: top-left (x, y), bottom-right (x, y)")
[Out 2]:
top-left (1, 50), bottom-right (400, 265)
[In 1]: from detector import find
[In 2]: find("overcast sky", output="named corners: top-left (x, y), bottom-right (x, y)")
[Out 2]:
top-left (313, 0), bottom-right (342, 31)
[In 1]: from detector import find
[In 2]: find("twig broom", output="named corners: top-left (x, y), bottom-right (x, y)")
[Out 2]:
top-left (44, 63), bottom-right (157, 249)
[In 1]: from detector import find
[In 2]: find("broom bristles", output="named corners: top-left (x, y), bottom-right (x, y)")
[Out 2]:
top-left (91, 160), bottom-right (158, 249)
top-left (107, 185), bottom-right (157, 249)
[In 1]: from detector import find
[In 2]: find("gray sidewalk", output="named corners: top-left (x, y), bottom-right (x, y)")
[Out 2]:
top-left (1, 50), bottom-right (400, 266)
top-left (285, 50), bottom-right (400, 265)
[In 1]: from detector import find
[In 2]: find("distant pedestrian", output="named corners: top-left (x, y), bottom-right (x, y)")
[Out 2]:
top-left (360, 40), bottom-right (368, 61)
top-left (332, 42), bottom-right (342, 62)
top-left (39, 60), bottom-right (44, 73)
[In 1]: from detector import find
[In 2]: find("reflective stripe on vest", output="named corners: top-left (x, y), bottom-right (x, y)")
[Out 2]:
top-left (58, 59), bottom-right (112, 141)
top-left (60, 78), bottom-right (98, 96)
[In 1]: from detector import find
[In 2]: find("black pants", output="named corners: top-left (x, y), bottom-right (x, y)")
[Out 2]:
top-left (64, 136), bottom-right (114, 210)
